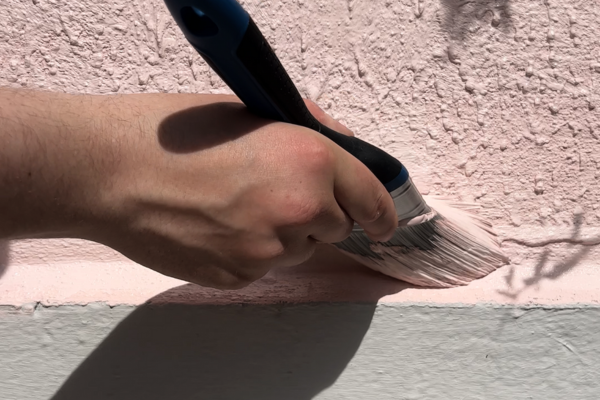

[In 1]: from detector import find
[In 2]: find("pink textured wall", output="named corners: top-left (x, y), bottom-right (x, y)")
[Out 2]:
top-left (1, 0), bottom-right (600, 306)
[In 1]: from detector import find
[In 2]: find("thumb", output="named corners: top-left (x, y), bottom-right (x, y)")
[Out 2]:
top-left (304, 99), bottom-right (355, 137)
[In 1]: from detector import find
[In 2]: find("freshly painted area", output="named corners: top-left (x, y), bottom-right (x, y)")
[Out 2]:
top-left (2, 241), bottom-right (600, 306)
top-left (1, 0), bottom-right (600, 398)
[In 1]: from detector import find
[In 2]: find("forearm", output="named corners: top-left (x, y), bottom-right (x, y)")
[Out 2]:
top-left (0, 88), bottom-right (113, 239)
top-left (0, 89), bottom-right (242, 241)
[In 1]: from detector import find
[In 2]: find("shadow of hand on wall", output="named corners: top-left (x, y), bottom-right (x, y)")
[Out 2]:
top-left (439, 0), bottom-right (514, 41)
top-left (498, 213), bottom-right (600, 300)
top-left (157, 100), bottom-right (269, 154)
top-left (51, 246), bottom-right (411, 400)
top-left (0, 241), bottom-right (8, 279)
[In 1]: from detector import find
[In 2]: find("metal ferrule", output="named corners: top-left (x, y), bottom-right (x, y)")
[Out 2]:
top-left (352, 177), bottom-right (430, 232)
top-left (389, 177), bottom-right (430, 220)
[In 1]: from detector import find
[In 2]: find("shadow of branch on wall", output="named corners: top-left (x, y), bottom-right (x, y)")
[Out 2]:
top-left (439, 0), bottom-right (514, 41)
top-left (50, 246), bottom-right (410, 400)
top-left (0, 241), bottom-right (8, 279)
top-left (497, 213), bottom-right (600, 301)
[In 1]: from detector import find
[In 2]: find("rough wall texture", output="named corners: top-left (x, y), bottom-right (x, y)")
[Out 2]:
top-left (1, 0), bottom-right (600, 298)
top-left (2, 1), bottom-right (600, 398)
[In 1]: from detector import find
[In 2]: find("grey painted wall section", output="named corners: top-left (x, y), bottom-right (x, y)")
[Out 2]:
top-left (1, 303), bottom-right (600, 399)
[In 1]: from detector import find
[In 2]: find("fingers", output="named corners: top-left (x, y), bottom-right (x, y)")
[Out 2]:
top-left (306, 200), bottom-right (355, 244)
top-left (329, 145), bottom-right (398, 242)
top-left (304, 99), bottom-right (354, 137)
top-left (301, 100), bottom-right (396, 242)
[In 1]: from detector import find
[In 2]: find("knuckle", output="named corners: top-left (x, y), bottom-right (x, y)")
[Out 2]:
top-left (363, 191), bottom-right (388, 223)
top-left (319, 211), bottom-right (354, 243)
top-left (277, 237), bottom-right (316, 267)
top-left (215, 274), bottom-right (252, 290)
top-left (340, 219), bottom-right (355, 240)
top-left (326, 217), bottom-right (354, 243)
top-left (247, 240), bottom-right (287, 263)
top-left (298, 137), bottom-right (334, 172)
top-left (292, 241), bottom-right (317, 265)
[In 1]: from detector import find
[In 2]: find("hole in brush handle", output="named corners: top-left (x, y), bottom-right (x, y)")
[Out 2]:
top-left (180, 6), bottom-right (220, 37)
top-left (236, 18), bottom-right (405, 187)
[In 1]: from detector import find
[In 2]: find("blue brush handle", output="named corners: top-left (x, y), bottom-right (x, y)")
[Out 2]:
top-left (163, 0), bottom-right (409, 192)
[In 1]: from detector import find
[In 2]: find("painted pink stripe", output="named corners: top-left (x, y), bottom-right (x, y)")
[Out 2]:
top-left (1, 240), bottom-right (599, 307)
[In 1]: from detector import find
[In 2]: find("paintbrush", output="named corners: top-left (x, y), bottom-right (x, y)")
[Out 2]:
top-left (162, 0), bottom-right (509, 287)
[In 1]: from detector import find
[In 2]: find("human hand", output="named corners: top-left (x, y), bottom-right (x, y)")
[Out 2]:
top-left (0, 91), bottom-right (397, 289)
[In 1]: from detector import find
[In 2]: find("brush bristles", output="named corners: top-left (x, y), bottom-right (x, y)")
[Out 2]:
top-left (334, 197), bottom-right (509, 288)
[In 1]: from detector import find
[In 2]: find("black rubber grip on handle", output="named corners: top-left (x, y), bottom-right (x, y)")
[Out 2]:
top-left (236, 18), bottom-right (404, 187)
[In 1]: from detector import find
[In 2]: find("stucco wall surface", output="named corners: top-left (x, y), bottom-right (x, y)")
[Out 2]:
top-left (2, 0), bottom-right (600, 399)
top-left (1, 0), bottom-right (600, 306)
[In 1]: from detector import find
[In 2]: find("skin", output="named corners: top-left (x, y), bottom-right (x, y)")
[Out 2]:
top-left (0, 88), bottom-right (397, 289)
